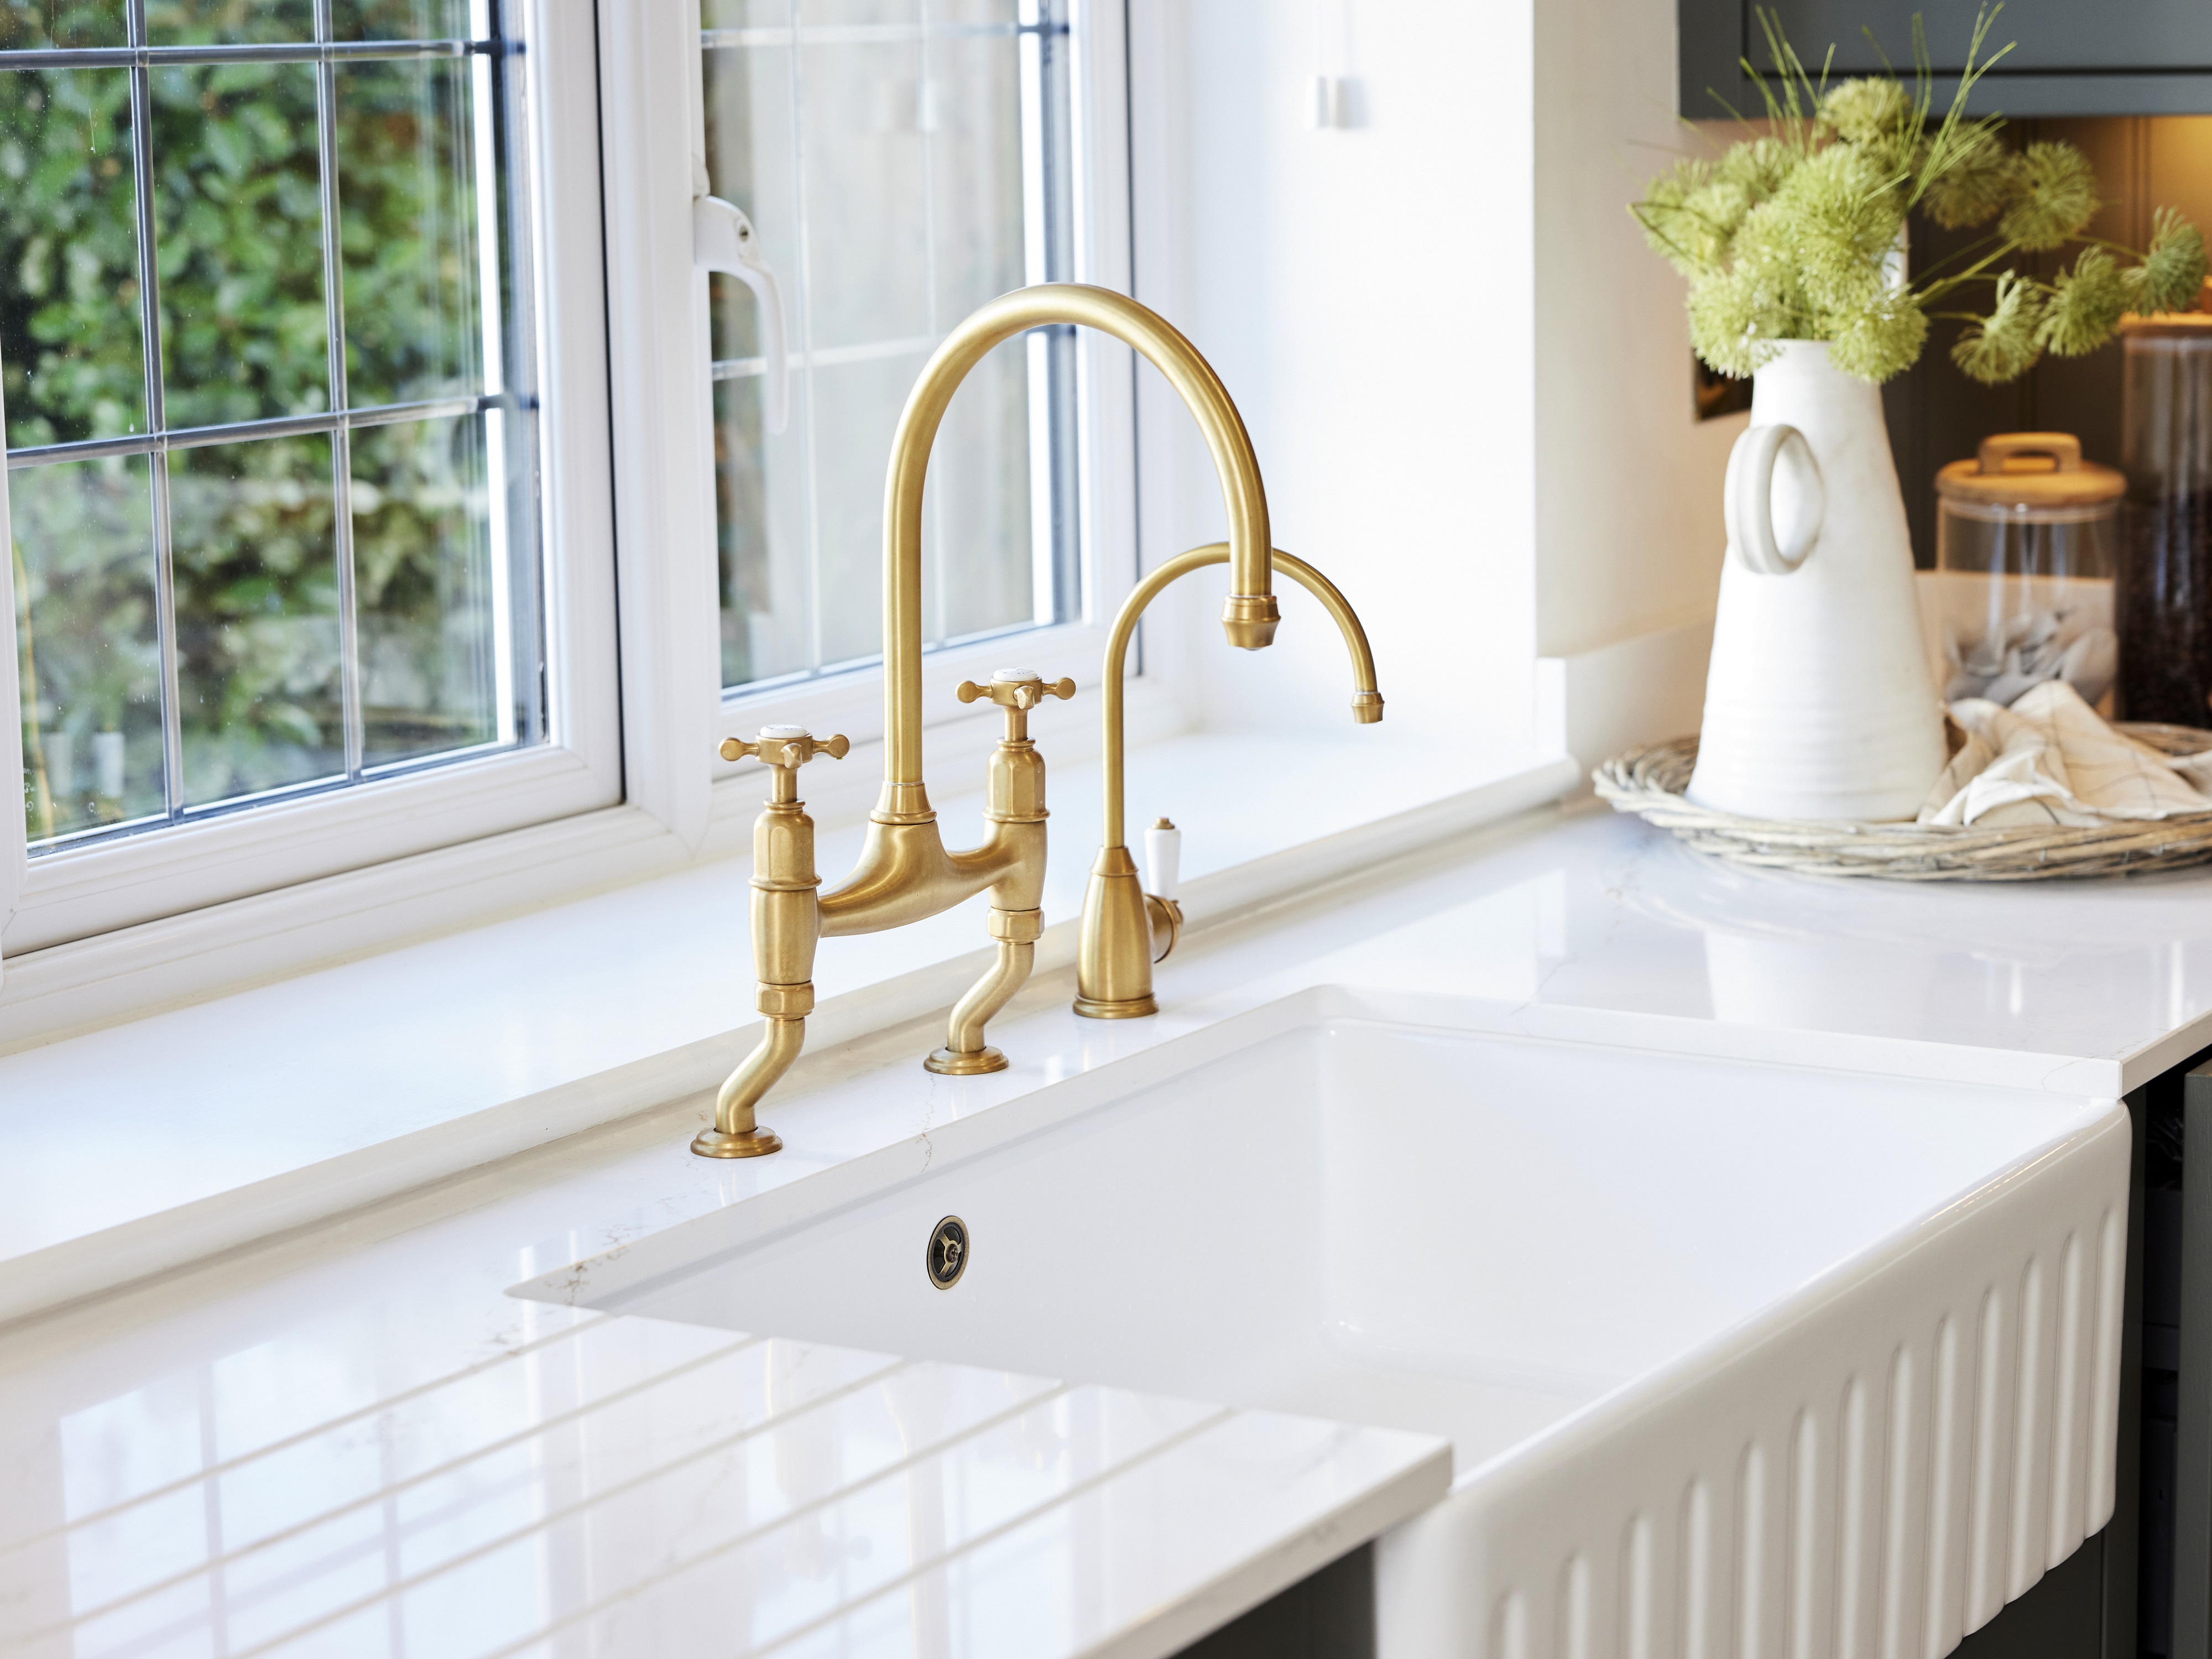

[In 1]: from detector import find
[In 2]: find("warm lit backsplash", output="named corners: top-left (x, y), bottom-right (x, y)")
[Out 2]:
top-left (1884, 116), bottom-right (2212, 567)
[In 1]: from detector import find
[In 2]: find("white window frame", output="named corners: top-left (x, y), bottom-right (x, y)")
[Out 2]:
top-left (0, 0), bottom-right (1146, 1013)
top-left (0, 0), bottom-right (621, 960)
top-left (0, 442), bottom-right (19, 987)
top-left (603, 0), bottom-right (1142, 849)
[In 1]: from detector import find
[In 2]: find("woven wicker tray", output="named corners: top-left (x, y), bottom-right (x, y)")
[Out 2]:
top-left (1593, 724), bottom-right (2212, 880)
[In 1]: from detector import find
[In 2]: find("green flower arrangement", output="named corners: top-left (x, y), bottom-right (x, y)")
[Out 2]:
top-left (1636, 7), bottom-right (2209, 385)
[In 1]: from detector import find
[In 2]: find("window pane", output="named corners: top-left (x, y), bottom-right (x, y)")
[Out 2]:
top-left (150, 62), bottom-right (328, 430)
top-left (811, 353), bottom-right (918, 667)
top-left (704, 1), bottom-right (1062, 694)
top-left (171, 433), bottom-right (344, 806)
top-left (145, 0), bottom-right (315, 46)
top-left (799, 37), bottom-right (930, 352)
top-left (927, 19), bottom-right (1026, 316)
top-left (0, 3), bottom-right (127, 50)
top-left (332, 0), bottom-right (471, 41)
top-left (933, 343), bottom-right (1032, 639)
top-left (8, 5), bottom-right (546, 857)
top-left (12, 457), bottom-right (165, 842)
top-left (352, 414), bottom-right (502, 768)
top-left (700, 1), bottom-right (782, 28)
top-left (0, 67), bottom-right (145, 450)
top-left (714, 374), bottom-right (810, 686)
top-left (336, 56), bottom-right (482, 408)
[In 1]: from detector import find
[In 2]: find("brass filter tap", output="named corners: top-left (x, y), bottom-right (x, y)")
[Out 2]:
top-left (1075, 545), bottom-right (1381, 1019)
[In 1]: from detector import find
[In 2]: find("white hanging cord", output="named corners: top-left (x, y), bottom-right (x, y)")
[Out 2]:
top-left (1306, 0), bottom-right (1353, 129)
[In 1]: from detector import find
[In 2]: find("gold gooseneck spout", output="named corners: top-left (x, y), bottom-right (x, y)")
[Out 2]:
top-left (1074, 543), bottom-right (1381, 1020)
top-left (872, 283), bottom-right (1278, 805)
top-left (1099, 545), bottom-right (1379, 853)
top-left (696, 285), bottom-right (1282, 1157)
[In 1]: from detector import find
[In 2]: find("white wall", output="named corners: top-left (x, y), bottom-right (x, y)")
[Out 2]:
top-left (1533, 0), bottom-right (1741, 667)
top-left (1122, 0), bottom-right (1735, 775)
top-left (1126, 0), bottom-right (1538, 765)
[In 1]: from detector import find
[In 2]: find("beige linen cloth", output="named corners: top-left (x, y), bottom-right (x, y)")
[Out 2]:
top-left (1919, 679), bottom-right (2212, 827)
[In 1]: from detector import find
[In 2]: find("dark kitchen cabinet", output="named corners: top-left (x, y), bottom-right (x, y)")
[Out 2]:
top-left (1679, 2), bottom-right (2212, 119)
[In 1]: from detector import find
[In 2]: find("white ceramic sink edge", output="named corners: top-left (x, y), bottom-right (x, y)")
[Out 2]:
top-left (510, 989), bottom-right (2130, 1659)
top-left (510, 985), bottom-right (2101, 1321)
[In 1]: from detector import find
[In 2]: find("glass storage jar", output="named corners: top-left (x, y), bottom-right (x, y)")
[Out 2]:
top-left (2119, 311), bottom-right (2212, 723)
top-left (1932, 432), bottom-right (2124, 712)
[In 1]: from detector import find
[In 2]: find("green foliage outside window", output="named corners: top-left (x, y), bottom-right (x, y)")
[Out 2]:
top-left (5, 0), bottom-right (507, 844)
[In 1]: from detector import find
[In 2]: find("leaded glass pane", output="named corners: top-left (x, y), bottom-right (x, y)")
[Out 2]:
top-left (11, 455), bottom-right (163, 838)
top-left (0, 66), bottom-right (143, 449)
top-left (171, 430), bottom-right (343, 803)
top-left (6, 0), bottom-right (542, 850)
top-left (352, 413), bottom-right (499, 767)
top-left (335, 55), bottom-right (482, 407)
top-left (149, 61), bottom-right (327, 429)
top-left (703, 0), bottom-right (1071, 695)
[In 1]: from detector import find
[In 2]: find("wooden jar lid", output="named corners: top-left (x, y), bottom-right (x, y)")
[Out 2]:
top-left (1935, 431), bottom-right (2124, 509)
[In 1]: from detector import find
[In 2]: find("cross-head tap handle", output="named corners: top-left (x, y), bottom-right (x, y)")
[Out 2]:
top-left (954, 666), bottom-right (1077, 712)
top-left (718, 724), bottom-right (850, 768)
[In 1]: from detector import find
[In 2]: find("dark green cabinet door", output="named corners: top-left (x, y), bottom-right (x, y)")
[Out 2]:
top-left (1680, 1), bottom-right (2212, 117)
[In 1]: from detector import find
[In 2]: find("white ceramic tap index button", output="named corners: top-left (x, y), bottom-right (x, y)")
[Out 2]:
top-left (758, 723), bottom-right (810, 739)
top-left (1145, 817), bottom-right (1181, 901)
top-left (992, 666), bottom-right (1042, 683)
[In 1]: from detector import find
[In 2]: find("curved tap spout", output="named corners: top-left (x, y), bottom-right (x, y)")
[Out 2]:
top-left (855, 284), bottom-right (1278, 834)
top-left (1099, 545), bottom-right (1379, 854)
top-left (1075, 543), bottom-right (1382, 1018)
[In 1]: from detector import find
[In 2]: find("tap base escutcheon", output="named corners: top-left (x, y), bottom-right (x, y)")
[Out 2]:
top-left (1072, 993), bottom-right (1159, 1020)
top-left (924, 1045), bottom-right (1010, 1076)
top-left (691, 1125), bottom-right (785, 1159)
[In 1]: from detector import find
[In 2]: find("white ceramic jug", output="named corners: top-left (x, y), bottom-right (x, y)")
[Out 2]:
top-left (1687, 340), bottom-right (1948, 822)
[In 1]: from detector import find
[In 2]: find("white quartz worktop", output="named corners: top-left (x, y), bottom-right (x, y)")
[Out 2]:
top-left (7, 801), bottom-right (2212, 1657)
top-left (0, 1227), bottom-right (1446, 1659)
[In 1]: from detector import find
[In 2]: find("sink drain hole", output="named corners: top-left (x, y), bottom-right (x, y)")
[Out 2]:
top-left (927, 1215), bottom-right (969, 1289)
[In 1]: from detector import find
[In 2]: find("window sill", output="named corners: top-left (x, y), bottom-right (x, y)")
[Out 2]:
top-left (0, 674), bottom-right (1194, 1049)
top-left (7, 743), bottom-right (622, 957)
top-left (0, 728), bottom-right (1575, 1327)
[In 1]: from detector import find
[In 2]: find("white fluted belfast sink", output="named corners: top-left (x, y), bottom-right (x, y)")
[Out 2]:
top-left (520, 990), bottom-right (2129, 1658)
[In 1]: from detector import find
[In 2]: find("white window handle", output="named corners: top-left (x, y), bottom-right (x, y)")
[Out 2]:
top-left (691, 161), bottom-right (790, 435)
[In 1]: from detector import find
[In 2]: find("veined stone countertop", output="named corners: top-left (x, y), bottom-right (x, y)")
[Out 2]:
top-left (5, 802), bottom-right (2211, 1656)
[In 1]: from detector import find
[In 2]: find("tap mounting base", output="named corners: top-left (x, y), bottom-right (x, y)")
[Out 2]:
top-left (1073, 993), bottom-right (1159, 1020)
top-left (691, 1125), bottom-right (785, 1159)
top-left (924, 1045), bottom-right (1010, 1076)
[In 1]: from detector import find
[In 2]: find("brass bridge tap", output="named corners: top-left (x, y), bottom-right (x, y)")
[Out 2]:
top-left (1075, 544), bottom-right (1383, 1019)
top-left (693, 283), bottom-right (1283, 1157)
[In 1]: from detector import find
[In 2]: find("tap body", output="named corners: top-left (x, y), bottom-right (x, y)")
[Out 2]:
top-left (1075, 544), bottom-right (1383, 1019)
top-left (695, 285), bottom-right (1281, 1157)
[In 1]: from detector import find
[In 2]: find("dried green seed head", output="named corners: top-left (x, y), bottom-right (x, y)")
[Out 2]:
top-left (1999, 142), bottom-right (2099, 251)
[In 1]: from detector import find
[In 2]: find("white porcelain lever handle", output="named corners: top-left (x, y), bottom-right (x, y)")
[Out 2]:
top-left (1144, 817), bottom-right (1181, 902)
top-left (692, 193), bottom-right (790, 435)
top-left (1724, 422), bottom-right (1825, 577)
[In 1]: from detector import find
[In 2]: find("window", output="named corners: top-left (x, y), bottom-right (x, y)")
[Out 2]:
top-left (3, 0), bottom-right (540, 853)
top-left (0, 0), bottom-right (1130, 999)
top-left (701, 0), bottom-right (1080, 695)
